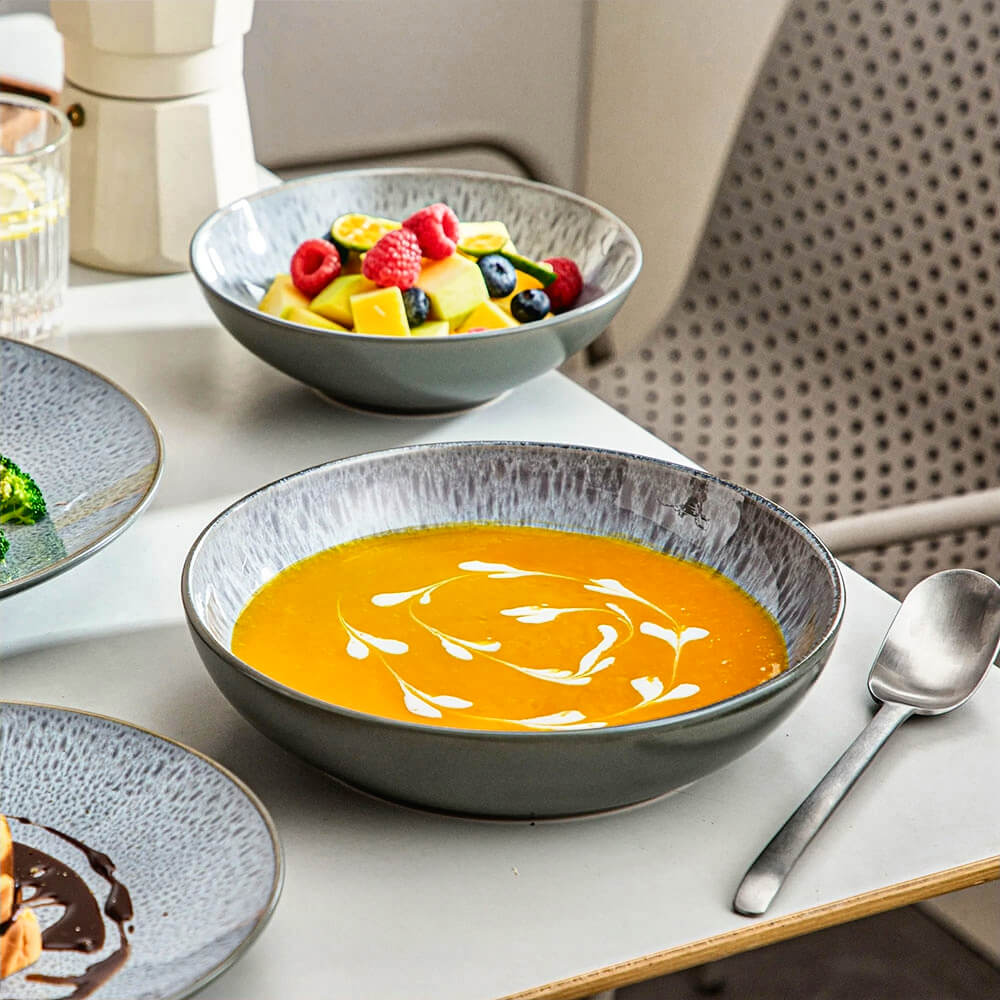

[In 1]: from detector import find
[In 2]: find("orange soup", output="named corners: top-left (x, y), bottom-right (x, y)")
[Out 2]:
top-left (231, 524), bottom-right (787, 731)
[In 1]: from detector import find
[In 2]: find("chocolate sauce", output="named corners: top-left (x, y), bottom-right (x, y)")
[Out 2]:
top-left (3, 818), bottom-right (133, 999)
top-left (9, 844), bottom-right (105, 952)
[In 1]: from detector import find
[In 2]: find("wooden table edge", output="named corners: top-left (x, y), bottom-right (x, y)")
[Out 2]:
top-left (500, 856), bottom-right (1000, 1000)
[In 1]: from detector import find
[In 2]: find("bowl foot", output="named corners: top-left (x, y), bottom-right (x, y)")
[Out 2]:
top-left (308, 386), bottom-right (511, 418)
top-left (320, 769), bottom-right (696, 824)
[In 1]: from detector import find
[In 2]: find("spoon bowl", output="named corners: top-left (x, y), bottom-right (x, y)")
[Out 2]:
top-left (867, 569), bottom-right (1000, 714)
top-left (734, 568), bottom-right (1000, 916)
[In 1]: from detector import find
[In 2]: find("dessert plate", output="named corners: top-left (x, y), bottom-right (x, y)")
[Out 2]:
top-left (0, 702), bottom-right (283, 999)
top-left (0, 338), bottom-right (162, 598)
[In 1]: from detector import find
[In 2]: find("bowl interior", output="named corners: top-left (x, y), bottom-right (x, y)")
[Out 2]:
top-left (186, 444), bottom-right (843, 697)
top-left (191, 169), bottom-right (640, 320)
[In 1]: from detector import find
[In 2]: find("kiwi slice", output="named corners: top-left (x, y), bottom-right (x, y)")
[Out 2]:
top-left (457, 221), bottom-right (513, 257)
top-left (330, 213), bottom-right (400, 252)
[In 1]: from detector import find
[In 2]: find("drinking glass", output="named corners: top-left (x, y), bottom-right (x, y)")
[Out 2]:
top-left (0, 95), bottom-right (70, 342)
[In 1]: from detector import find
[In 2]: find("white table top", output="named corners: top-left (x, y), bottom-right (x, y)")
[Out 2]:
top-left (3, 269), bottom-right (998, 1000)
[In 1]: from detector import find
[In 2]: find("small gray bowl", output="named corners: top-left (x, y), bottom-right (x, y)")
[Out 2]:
top-left (182, 442), bottom-right (845, 819)
top-left (189, 168), bottom-right (641, 413)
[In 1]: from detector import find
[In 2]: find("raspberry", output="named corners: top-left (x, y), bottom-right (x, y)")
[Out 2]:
top-left (362, 228), bottom-right (423, 288)
top-left (290, 239), bottom-right (341, 297)
top-left (542, 257), bottom-right (583, 313)
top-left (402, 203), bottom-right (460, 259)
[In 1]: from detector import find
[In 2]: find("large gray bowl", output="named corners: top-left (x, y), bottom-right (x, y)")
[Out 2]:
top-left (182, 443), bottom-right (844, 818)
top-left (189, 168), bottom-right (641, 413)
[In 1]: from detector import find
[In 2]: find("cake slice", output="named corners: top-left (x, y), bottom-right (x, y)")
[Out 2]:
top-left (0, 815), bottom-right (42, 979)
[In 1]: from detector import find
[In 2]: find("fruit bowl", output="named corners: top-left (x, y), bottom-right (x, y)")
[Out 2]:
top-left (182, 442), bottom-right (845, 818)
top-left (189, 168), bottom-right (641, 413)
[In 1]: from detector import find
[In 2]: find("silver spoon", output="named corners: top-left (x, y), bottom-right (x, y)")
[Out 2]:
top-left (733, 568), bottom-right (1000, 917)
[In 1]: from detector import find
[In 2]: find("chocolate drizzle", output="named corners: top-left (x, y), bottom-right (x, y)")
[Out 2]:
top-left (10, 844), bottom-right (105, 952)
top-left (4, 818), bottom-right (132, 998)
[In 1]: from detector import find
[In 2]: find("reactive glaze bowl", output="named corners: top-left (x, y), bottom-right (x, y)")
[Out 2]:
top-left (182, 442), bottom-right (845, 819)
top-left (189, 168), bottom-right (641, 413)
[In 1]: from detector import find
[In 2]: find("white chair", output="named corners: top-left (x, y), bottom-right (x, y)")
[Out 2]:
top-left (572, 0), bottom-right (1000, 599)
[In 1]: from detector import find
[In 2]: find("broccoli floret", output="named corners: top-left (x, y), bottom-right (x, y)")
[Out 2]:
top-left (0, 527), bottom-right (8, 561)
top-left (0, 454), bottom-right (47, 525)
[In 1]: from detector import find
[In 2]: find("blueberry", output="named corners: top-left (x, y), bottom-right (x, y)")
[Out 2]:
top-left (510, 289), bottom-right (550, 323)
top-left (477, 254), bottom-right (517, 298)
top-left (402, 287), bottom-right (430, 327)
top-left (321, 232), bottom-right (351, 267)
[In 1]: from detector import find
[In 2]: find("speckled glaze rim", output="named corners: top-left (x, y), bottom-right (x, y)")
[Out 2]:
top-left (0, 700), bottom-right (285, 1000)
top-left (182, 441), bottom-right (846, 742)
top-left (188, 166), bottom-right (643, 345)
top-left (0, 337), bottom-right (165, 599)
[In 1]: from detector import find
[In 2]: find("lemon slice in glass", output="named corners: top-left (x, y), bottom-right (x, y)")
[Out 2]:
top-left (0, 165), bottom-right (50, 241)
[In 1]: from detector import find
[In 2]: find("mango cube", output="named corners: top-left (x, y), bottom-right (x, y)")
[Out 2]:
top-left (259, 274), bottom-right (310, 317)
top-left (280, 305), bottom-right (347, 331)
top-left (310, 274), bottom-right (377, 325)
top-left (350, 286), bottom-right (410, 336)
top-left (418, 254), bottom-right (489, 327)
top-left (456, 301), bottom-right (520, 333)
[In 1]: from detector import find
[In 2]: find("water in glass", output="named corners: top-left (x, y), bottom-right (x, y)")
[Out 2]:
top-left (0, 96), bottom-right (70, 342)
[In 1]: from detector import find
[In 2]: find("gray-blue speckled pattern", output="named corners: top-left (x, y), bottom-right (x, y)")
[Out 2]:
top-left (189, 168), bottom-right (642, 412)
top-left (188, 442), bottom-right (841, 667)
top-left (0, 703), bottom-right (282, 999)
top-left (0, 339), bottom-right (162, 597)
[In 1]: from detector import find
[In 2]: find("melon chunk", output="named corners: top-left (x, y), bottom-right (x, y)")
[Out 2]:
top-left (456, 300), bottom-right (520, 332)
top-left (418, 254), bottom-right (489, 327)
top-left (259, 274), bottom-right (310, 317)
top-left (280, 305), bottom-right (347, 330)
top-left (409, 320), bottom-right (450, 337)
top-left (310, 274), bottom-right (377, 325)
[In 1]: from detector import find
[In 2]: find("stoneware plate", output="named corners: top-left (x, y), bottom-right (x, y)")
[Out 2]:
top-left (183, 441), bottom-right (845, 818)
top-left (0, 338), bottom-right (163, 598)
top-left (0, 702), bottom-right (283, 999)
top-left (190, 167), bottom-right (642, 413)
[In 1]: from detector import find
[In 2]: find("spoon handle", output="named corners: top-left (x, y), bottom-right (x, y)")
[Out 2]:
top-left (733, 699), bottom-right (914, 916)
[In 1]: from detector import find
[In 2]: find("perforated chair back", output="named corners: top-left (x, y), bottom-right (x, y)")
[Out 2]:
top-left (576, 0), bottom-right (1000, 598)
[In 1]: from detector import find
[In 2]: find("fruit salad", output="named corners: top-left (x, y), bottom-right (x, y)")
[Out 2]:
top-left (256, 202), bottom-right (584, 337)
